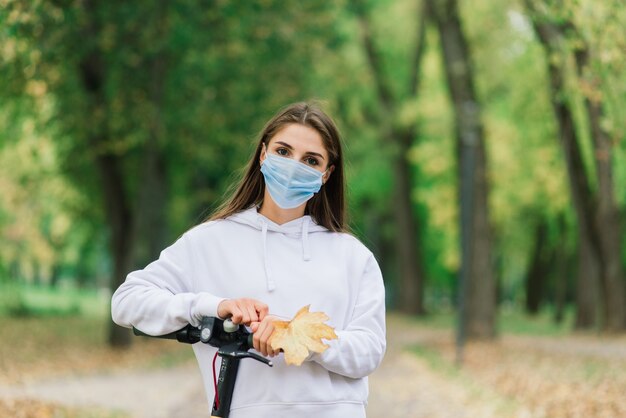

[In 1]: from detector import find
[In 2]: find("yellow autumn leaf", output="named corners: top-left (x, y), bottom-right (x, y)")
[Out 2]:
top-left (270, 305), bottom-right (338, 366)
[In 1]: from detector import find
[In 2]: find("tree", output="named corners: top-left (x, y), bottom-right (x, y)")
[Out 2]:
top-left (427, 0), bottom-right (496, 338)
top-left (1, 0), bottom-right (348, 345)
top-left (572, 32), bottom-right (625, 332)
top-left (525, 0), bottom-right (625, 331)
top-left (525, 219), bottom-right (550, 315)
top-left (349, 0), bottom-right (428, 314)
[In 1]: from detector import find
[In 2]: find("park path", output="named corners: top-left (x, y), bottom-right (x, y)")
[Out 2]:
top-left (1, 315), bottom-right (624, 417)
top-left (366, 315), bottom-right (515, 418)
top-left (0, 315), bottom-right (508, 418)
top-left (0, 363), bottom-right (207, 417)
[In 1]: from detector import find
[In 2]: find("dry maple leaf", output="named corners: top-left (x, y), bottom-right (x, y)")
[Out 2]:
top-left (270, 305), bottom-right (338, 366)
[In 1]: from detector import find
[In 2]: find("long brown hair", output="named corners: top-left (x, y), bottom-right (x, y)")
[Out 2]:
top-left (207, 102), bottom-right (346, 232)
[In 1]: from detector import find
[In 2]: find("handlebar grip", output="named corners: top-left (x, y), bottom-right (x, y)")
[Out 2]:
top-left (132, 327), bottom-right (178, 340)
top-left (133, 324), bottom-right (200, 344)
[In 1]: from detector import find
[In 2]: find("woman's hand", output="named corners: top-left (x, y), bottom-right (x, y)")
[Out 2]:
top-left (250, 315), bottom-right (281, 357)
top-left (217, 298), bottom-right (268, 325)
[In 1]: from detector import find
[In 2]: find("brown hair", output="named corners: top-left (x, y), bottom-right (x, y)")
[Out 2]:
top-left (207, 102), bottom-right (346, 232)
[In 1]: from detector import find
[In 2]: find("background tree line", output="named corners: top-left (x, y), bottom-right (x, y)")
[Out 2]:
top-left (0, 0), bottom-right (624, 346)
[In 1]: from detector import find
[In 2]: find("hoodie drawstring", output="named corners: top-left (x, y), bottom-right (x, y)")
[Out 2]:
top-left (302, 219), bottom-right (311, 261)
top-left (260, 220), bottom-right (276, 292)
top-left (259, 215), bottom-right (312, 292)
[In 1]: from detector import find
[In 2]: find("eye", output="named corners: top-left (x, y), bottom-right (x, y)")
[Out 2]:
top-left (304, 157), bottom-right (319, 166)
top-left (276, 147), bottom-right (289, 156)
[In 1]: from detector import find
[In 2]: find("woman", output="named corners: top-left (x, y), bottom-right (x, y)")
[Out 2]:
top-left (111, 102), bottom-right (386, 417)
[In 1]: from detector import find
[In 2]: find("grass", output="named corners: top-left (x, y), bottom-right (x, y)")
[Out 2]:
top-left (0, 283), bottom-right (110, 318)
top-left (409, 305), bottom-right (574, 337)
top-left (497, 306), bottom-right (574, 336)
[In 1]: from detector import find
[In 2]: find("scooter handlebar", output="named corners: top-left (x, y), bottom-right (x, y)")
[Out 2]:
top-left (132, 317), bottom-right (251, 347)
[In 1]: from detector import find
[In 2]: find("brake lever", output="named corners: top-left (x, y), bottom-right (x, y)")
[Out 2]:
top-left (217, 343), bottom-right (274, 367)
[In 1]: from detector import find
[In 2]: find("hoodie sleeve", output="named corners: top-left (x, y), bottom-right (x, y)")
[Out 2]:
top-left (111, 233), bottom-right (227, 336)
top-left (309, 252), bottom-right (386, 379)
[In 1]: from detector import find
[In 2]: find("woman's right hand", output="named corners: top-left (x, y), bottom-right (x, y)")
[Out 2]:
top-left (217, 298), bottom-right (269, 325)
top-left (250, 315), bottom-right (281, 357)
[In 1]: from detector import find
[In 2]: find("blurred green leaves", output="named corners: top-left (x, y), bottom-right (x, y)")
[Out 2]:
top-left (0, 0), bottom-right (624, 315)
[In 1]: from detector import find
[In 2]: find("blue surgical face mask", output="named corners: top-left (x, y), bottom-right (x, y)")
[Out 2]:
top-left (260, 152), bottom-right (326, 209)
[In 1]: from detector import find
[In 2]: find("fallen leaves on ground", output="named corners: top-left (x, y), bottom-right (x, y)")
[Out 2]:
top-left (0, 398), bottom-right (126, 418)
top-left (270, 305), bottom-right (338, 366)
top-left (400, 315), bottom-right (626, 418)
top-left (0, 316), bottom-right (194, 385)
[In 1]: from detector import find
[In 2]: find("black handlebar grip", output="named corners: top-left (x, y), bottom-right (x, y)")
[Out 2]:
top-left (132, 327), bottom-right (178, 340)
top-left (133, 325), bottom-right (200, 344)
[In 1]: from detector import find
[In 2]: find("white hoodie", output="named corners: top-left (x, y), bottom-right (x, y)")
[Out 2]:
top-left (111, 207), bottom-right (386, 418)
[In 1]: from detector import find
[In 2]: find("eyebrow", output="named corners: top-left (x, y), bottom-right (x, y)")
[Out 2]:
top-left (274, 141), bottom-right (326, 160)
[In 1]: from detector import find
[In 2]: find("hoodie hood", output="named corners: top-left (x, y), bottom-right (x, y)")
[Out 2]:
top-left (226, 207), bottom-right (328, 292)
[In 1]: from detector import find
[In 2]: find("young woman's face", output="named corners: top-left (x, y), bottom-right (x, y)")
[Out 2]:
top-left (261, 123), bottom-right (333, 182)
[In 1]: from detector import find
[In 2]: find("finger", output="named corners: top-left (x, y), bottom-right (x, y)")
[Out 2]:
top-left (256, 302), bottom-right (269, 321)
top-left (250, 321), bottom-right (260, 333)
top-left (217, 299), bottom-right (231, 319)
top-left (268, 329), bottom-right (279, 357)
top-left (254, 320), bottom-right (271, 354)
top-left (253, 325), bottom-right (262, 353)
top-left (230, 305), bottom-right (243, 324)
top-left (269, 328), bottom-right (281, 357)
top-left (260, 322), bottom-right (274, 356)
top-left (273, 345), bottom-right (282, 357)
top-left (254, 321), bottom-right (267, 356)
top-left (245, 304), bottom-right (258, 325)
top-left (236, 301), bottom-right (250, 324)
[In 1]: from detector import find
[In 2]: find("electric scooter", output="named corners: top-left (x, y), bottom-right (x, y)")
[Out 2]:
top-left (133, 317), bottom-right (272, 418)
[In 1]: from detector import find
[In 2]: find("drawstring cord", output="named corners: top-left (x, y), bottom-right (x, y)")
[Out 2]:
top-left (302, 219), bottom-right (311, 261)
top-left (260, 220), bottom-right (276, 292)
top-left (259, 215), bottom-right (312, 292)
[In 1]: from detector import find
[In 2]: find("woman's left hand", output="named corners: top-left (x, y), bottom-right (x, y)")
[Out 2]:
top-left (250, 315), bottom-right (281, 357)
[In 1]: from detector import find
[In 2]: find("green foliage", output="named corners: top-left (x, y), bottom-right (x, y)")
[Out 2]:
top-left (0, 0), bottom-right (625, 317)
top-left (0, 283), bottom-right (108, 318)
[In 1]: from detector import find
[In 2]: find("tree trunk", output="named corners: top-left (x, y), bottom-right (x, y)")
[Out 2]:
top-left (133, 23), bottom-right (170, 269)
top-left (428, 0), bottom-right (495, 338)
top-left (133, 146), bottom-right (169, 269)
top-left (575, 234), bottom-right (600, 328)
top-left (525, 220), bottom-right (549, 315)
top-left (393, 130), bottom-right (426, 314)
top-left (552, 213), bottom-right (570, 324)
top-left (78, 7), bottom-right (134, 347)
top-left (97, 152), bottom-right (135, 347)
top-left (525, 4), bottom-right (601, 330)
top-left (574, 47), bottom-right (626, 331)
top-left (352, 0), bottom-right (427, 314)
top-left (50, 263), bottom-right (61, 288)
